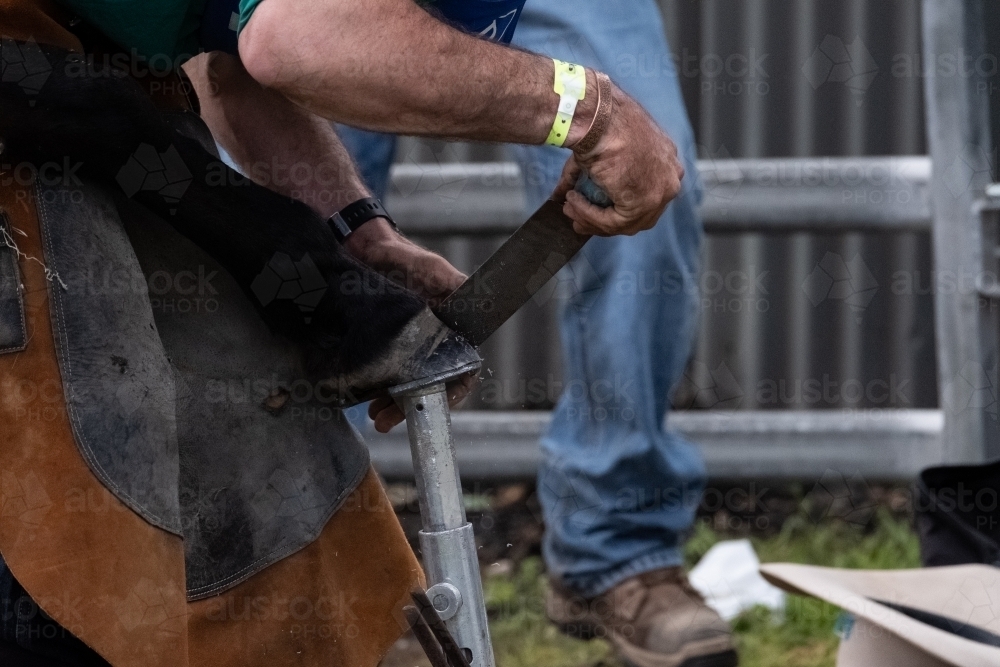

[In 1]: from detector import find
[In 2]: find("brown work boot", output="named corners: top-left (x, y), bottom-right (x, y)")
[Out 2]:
top-left (546, 567), bottom-right (738, 667)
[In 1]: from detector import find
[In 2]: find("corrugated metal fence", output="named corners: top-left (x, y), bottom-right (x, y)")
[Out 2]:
top-left (389, 0), bottom-right (937, 414)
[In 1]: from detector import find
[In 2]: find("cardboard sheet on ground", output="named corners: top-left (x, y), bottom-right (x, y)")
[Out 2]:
top-left (761, 562), bottom-right (1000, 667)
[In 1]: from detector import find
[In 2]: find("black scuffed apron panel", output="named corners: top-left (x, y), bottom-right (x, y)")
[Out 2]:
top-left (37, 182), bottom-right (183, 535)
top-left (120, 196), bottom-right (370, 599)
top-left (37, 178), bottom-right (370, 599)
top-left (0, 210), bottom-right (27, 355)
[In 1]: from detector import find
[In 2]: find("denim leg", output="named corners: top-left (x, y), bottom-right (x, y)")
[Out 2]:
top-left (335, 126), bottom-right (398, 201)
top-left (510, 0), bottom-right (705, 598)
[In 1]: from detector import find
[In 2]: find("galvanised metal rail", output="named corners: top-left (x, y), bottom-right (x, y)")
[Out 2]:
top-left (362, 409), bottom-right (943, 481)
top-left (388, 156), bottom-right (932, 235)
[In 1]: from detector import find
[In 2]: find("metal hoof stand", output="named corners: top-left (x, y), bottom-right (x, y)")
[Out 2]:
top-left (394, 382), bottom-right (495, 667)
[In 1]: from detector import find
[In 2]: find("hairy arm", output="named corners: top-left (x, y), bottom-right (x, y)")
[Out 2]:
top-left (183, 52), bottom-right (465, 303)
top-left (238, 0), bottom-right (596, 146)
top-left (237, 0), bottom-right (683, 236)
top-left (184, 52), bottom-right (369, 218)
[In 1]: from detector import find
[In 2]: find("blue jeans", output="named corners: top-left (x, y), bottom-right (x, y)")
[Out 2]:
top-left (338, 0), bottom-right (705, 598)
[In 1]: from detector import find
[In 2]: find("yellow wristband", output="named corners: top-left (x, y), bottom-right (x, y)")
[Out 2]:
top-left (545, 59), bottom-right (587, 147)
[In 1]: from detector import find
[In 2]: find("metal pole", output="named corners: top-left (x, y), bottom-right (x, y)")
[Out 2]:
top-left (398, 384), bottom-right (495, 667)
top-left (922, 0), bottom-right (993, 463)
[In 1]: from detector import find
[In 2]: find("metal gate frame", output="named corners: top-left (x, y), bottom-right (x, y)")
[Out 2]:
top-left (923, 0), bottom-right (999, 464)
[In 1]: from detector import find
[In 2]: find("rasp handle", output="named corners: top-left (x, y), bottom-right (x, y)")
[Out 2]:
top-left (574, 172), bottom-right (613, 208)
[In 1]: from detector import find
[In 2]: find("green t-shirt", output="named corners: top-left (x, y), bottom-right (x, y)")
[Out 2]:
top-left (54, 0), bottom-right (263, 63)
top-left (58, 0), bottom-right (205, 62)
top-left (55, 0), bottom-right (519, 67)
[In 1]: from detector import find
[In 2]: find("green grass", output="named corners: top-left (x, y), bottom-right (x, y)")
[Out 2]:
top-left (485, 557), bottom-right (621, 667)
top-left (483, 509), bottom-right (920, 667)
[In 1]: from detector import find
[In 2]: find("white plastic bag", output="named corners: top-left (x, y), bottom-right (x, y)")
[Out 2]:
top-left (688, 539), bottom-right (785, 620)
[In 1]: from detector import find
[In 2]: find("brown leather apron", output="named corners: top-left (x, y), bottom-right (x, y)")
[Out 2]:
top-left (0, 0), bottom-right (80, 51)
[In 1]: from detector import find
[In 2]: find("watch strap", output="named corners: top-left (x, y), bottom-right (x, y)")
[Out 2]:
top-left (327, 197), bottom-right (396, 243)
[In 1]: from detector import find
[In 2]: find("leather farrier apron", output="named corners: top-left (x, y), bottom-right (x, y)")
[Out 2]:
top-left (0, 3), bottom-right (423, 666)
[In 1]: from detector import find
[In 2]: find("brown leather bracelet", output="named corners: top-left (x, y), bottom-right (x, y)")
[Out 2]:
top-left (573, 71), bottom-right (614, 154)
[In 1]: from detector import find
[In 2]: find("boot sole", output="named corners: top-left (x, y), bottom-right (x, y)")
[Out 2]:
top-left (626, 649), bottom-right (739, 667)
top-left (554, 623), bottom-right (738, 667)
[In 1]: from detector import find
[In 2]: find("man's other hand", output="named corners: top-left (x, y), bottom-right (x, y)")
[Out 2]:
top-left (343, 219), bottom-right (475, 432)
top-left (367, 372), bottom-right (477, 433)
top-left (343, 219), bottom-right (465, 308)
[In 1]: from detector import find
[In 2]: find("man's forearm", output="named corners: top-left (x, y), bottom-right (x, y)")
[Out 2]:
top-left (238, 0), bottom-right (597, 147)
top-left (183, 52), bottom-right (466, 301)
top-left (183, 52), bottom-right (370, 219)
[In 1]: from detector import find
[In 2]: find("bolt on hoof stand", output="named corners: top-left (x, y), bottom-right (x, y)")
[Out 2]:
top-left (390, 380), bottom-right (494, 667)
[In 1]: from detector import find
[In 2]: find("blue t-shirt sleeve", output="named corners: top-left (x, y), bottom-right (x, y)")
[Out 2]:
top-left (235, 0), bottom-right (525, 42)
top-left (428, 0), bottom-right (526, 43)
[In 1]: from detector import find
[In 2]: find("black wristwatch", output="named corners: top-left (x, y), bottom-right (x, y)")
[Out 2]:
top-left (326, 197), bottom-right (397, 244)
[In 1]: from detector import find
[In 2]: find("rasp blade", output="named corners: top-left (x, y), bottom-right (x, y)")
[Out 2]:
top-left (434, 199), bottom-right (590, 347)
